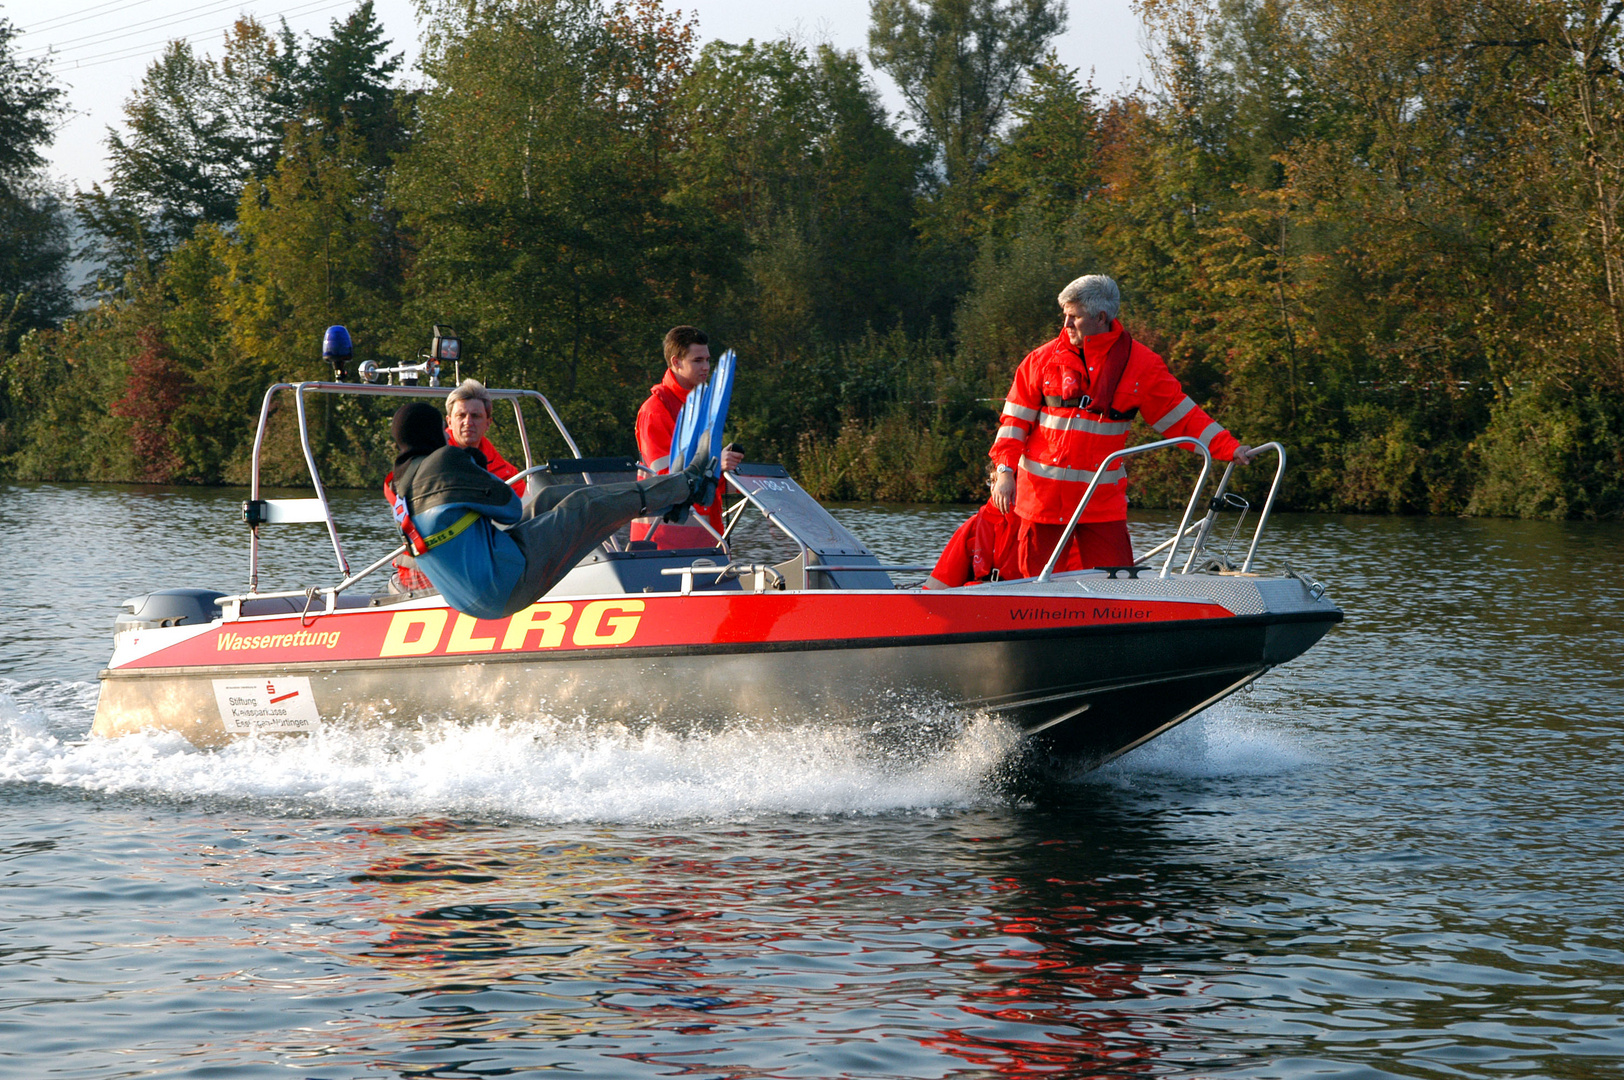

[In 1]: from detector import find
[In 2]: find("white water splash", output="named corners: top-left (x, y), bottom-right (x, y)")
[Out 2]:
top-left (0, 678), bottom-right (1023, 822)
top-left (1, 678), bottom-right (1312, 816)
top-left (1099, 702), bottom-right (1311, 780)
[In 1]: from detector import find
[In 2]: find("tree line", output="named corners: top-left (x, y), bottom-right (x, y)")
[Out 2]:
top-left (1, 0), bottom-right (1620, 518)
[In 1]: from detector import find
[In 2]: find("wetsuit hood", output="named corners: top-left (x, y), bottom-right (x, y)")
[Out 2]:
top-left (392, 402), bottom-right (447, 465)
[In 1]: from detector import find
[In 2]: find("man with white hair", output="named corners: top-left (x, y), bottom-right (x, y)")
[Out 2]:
top-left (392, 379), bottom-right (527, 591)
top-left (989, 274), bottom-right (1254, 577)
top-left (445, 379), bottom-right (526, 497)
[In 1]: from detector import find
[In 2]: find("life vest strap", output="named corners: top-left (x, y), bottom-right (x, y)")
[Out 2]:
top-left (419, 510), bottom-right (480, 551)
top-left (385, 469), bottom-right (478, 557)
top-left (1082, 329), bottom-right (1135, 420)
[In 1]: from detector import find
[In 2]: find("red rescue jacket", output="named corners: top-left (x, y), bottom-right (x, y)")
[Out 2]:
top-left (930, 503), bottom-right (1021, 587)
top-left (991, 322), bottom-right (1240, 525)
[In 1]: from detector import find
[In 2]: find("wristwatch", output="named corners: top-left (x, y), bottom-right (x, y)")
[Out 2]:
top-left (996, 464), bottom-right (1014, 475)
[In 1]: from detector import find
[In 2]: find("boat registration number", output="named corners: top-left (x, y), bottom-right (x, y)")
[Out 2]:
top-left (211, 677), bottom-right (320, 733)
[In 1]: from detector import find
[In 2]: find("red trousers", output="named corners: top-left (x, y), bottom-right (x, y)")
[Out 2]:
top-left (1016, 518), bottom-right (1134, 577)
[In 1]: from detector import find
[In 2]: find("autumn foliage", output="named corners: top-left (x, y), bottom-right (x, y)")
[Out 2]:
top-left (110, 326), bottom-right (193, 482)
top-left (2, 0), bottom-right (1622, 519)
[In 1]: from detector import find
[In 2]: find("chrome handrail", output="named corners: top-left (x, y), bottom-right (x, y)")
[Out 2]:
top-left (1134, 517), bottom-right (1206, 565)
top-left (1038, 437), bottom-right (1213, 582)
top-left (1179, 442), bottom-right (1286, 573)
top-left (1239, 442), bottom-right (1286, 573)
top-left (1180, 459), bottom-right (1238, 572)
top-left (246, 381), bottom-right (580, 595)
top-left (292, 387), bottom-right (349, 577)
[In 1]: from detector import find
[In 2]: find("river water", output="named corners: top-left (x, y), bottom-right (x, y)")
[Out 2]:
top-left (2, 481), bottom-right (1621, 1079)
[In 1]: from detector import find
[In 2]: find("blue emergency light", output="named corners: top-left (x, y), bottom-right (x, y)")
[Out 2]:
top-left (323, 325), bottom-right (353, 380)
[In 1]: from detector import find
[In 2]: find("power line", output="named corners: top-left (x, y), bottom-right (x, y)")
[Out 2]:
top-left (25, 0), bottom-right (361, 61)
top-left (43, 0), bottom-right (357, 72)
top-left (26, 0), bottom-right (287, 59)
top-left (22, 0), bottom-right (170, 38)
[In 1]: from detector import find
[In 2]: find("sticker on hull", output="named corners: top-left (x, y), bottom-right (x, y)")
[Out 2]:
top-left (212, 676), bottom-right (320, 733)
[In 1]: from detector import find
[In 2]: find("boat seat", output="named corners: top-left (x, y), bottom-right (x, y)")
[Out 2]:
top-left (238, 593), bottom-right (378, 616)
top-left (519, 456), bottom-right (644, 549)
top-left (527, 456), bottom-right (641, 490)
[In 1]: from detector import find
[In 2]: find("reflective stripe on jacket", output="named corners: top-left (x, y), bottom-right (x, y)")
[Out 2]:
top-left (991, 322), bottom-right (1240, 525)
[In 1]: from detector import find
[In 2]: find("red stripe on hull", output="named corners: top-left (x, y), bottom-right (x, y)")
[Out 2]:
top-left (114, 592), bottom-right (1235, 671)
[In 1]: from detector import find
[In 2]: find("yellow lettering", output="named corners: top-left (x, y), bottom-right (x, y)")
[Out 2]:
top-left (501, 603), bottom-right (573, 650)
top-left (380, 610), bottom-right (448, 657)
top-left (445, 613), bottom-right (498, 653)
top-left (572, 600), bottom-right (644, 646)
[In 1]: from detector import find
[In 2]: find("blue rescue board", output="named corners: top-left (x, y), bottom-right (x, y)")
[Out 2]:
top-left (669, 348), bottom-right (736, 474)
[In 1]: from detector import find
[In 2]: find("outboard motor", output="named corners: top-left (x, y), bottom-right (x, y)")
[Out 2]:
top-left (115, 589), bottom-right (227, 635)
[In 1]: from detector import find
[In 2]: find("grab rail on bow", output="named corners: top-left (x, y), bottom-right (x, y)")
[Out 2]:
top-left (1038, 437), bottom-right (1213, 582)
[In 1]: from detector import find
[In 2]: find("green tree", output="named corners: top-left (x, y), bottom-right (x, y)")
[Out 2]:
top-left (976, 55), bottom-right (1099, 235)
top-left (93, 41), bottom-right (249, 255)
top-left (0, 16), bottom-right (71, 347)
top-left (80, 5), bottom-right (406, 285)
top-left (0, 180), bottom-right (72, 348)
top-left (224, 128), bottom-right (403, 376)
top-left (0, 17), bottom-right (61, 181)
top-left (395, 0), bottom-right (725, 452)
top-left (78, 20), bottom-right (299, 287)
top-left (218, 17), bottom-right (307, 182)
top-left (287, 1), bottom-right (406, 170)
top-left (674, 38), bottom-right (921, 352)
top-left (869, 0), bottom-right (1065, 223)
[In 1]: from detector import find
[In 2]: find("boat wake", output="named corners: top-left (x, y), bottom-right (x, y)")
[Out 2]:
top-left (1091, 699), bottom-right (1312, 783)
top-left (1, 678), bottom-right (1030, 822)
top-left (2, 679), bottom-right (1309, 819)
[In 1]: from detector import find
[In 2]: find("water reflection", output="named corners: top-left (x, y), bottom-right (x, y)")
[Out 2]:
top-left (179, 808), bottom-right (1244, 1076)
top-left (5, 484), bottom-right (1624, 1077)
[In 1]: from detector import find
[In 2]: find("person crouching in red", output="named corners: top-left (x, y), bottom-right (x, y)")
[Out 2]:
top-left (924, 464), bottom-right (1022, 589)
top-left (989, 274), bottom-right (1255, 577)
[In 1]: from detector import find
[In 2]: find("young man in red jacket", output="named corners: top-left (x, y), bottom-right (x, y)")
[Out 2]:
top-left (989, 275), bottom-right (1255, 577)
top-left (632, 326), bottom-right (744, 548)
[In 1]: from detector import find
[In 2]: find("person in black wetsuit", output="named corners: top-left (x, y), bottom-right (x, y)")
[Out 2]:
top-left (385, 402), bottom-right (711, 618)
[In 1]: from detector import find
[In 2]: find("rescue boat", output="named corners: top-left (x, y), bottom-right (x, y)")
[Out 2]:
top-left (92, 377), bottom-right (1342, 767)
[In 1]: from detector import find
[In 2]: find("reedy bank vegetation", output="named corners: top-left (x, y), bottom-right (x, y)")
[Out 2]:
top-left (1, 0), bottom-right (1621, 518)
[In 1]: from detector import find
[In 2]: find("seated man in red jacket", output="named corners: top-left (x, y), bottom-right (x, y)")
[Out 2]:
top-left (924, 465), bottom-right (1022, 588)
top-left (632, 326), bottom-right (744, 548)
top-left (990, 274), bottom-right (1255, 577)
top-left (446, 379), bottom-right (527, 497)
top-left (394, 379), bottom-right (529, 592)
